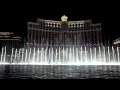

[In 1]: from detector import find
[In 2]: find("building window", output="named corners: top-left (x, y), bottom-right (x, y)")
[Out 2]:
top-left (28, 24), bottom-right (32, 28)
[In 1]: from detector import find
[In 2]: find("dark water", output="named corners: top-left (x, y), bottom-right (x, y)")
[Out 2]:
top-left (0, 65), bottom-right (120, 79)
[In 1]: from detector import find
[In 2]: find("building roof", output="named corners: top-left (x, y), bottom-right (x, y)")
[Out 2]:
top-left (0, 32), bottom-right (14, 35)
top-left (36, 18), bottom-right (92, 23)
top-left (113, 38), bottom-right (120, 44)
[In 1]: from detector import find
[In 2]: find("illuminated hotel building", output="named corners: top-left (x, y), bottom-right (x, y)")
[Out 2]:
top-left (0, 32), bottom-right (22, 48)
top-left (113, 38), bottom-right (120, 47)
top-left (27, 15), bottom-right (102, 47)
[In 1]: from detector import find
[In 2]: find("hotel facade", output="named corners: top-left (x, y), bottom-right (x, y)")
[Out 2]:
top-left (27, 15), bottom-right (102, 47)
top-left (0, 32), bottom-right (22, 48)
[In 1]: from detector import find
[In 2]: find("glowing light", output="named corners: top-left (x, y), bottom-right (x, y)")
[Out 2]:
top-left (61, 15), bottom-right (68, 21)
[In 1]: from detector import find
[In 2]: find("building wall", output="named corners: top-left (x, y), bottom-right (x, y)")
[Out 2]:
top-left (0, 33), bottom-right (22, 49)
top-left (27, 19), bottom-right (102, 47)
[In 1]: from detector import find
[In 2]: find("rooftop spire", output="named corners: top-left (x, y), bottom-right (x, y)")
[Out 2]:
top-left (61, 15), bottom-right (68, 21)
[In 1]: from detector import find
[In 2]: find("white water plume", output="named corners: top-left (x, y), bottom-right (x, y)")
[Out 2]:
top-left (0, 45), bottom-right (120, 65)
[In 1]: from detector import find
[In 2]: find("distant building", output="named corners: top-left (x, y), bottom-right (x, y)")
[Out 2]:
top-left (27, 15), bottom-right (102, 47)
top-left (113, 38), bottom-right (120, 47)
top-left (0, 32), bottom-right (22, 48)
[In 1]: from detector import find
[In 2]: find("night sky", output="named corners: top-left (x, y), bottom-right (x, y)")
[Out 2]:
top-left (1, 1), bottom-right (120, 43)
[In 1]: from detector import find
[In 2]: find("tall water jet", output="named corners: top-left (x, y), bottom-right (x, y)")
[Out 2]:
top-left (80, 47), bottom-right (83, 63)
top-left (94, 47), bottom-right (97, 63)
top-left (45, 47), bottom-right (47, 64)
top-left (0, 45), bottom-right (120, 65)
top-left (59, 47), bottom-right (60, 63)
top-left (25, 49), bottom-right (27, 63)
top-left (108, 46), bottom-right (110, 63)
top-left (85, 46), bottom-right (87, 63)
top-left (33, 47), bottom-right (35, 63)
top-left (41, 48), bottom-right (43, 64)
top-left (72, 46), bottom-right (74, 64)
top-left (90, 47), bottom-right (92, 63)
top-left (76, 47), bottom-right (79, 63)
top-left (21, 48), bottom-right (24, 63)
top-left (112, 46), bottom-right (115, 63)
top-left (98, 46), bottom-right (101, 63)
top-left (0, 47), bottom-right (4, 63)
top-left (10, 48), bottom-right (14, 63)
top-left (48, 47), bottom-right (51, 63)
top-left (63, 47), bottom-right (64, 63)
top-left (56, 47), bottom-right (58, 63)
top-left (37, 48), bottom-right (39, 63)
top-left (18, 48), bottom-right (21, 63)
top-left (3, 47), bottom-right (6, 63)
top-left (29, 48), bottom-right (31, 63)
top-left (103, 46), bottom-right (106, 64)
top-left (14, 49), bottom-right (17, 64)
top-left (69, 47), bottom-right (72, 64)
top-left (117, 47), bottom-right (119, 63)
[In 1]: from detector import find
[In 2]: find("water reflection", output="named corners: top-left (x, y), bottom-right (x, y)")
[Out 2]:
top-left (0, 65), bottom-right (120, 79)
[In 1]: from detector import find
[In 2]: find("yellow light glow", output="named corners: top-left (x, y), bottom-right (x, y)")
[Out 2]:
top-left (61, 15), bottom-right (68, 21)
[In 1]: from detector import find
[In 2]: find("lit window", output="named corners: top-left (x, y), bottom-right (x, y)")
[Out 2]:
top-left (77, 24), bottom-right (79, 27)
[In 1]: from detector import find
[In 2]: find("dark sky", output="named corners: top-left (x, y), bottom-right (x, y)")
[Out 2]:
top-left (1, 1), bottom-right (120, 42)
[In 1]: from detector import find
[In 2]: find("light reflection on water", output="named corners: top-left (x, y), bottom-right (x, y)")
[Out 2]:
top-left (0, 65), bottom-right (120, 79)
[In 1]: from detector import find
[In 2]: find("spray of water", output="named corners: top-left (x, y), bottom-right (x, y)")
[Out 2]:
top-left (0, 45), bottom-right (120, 65)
